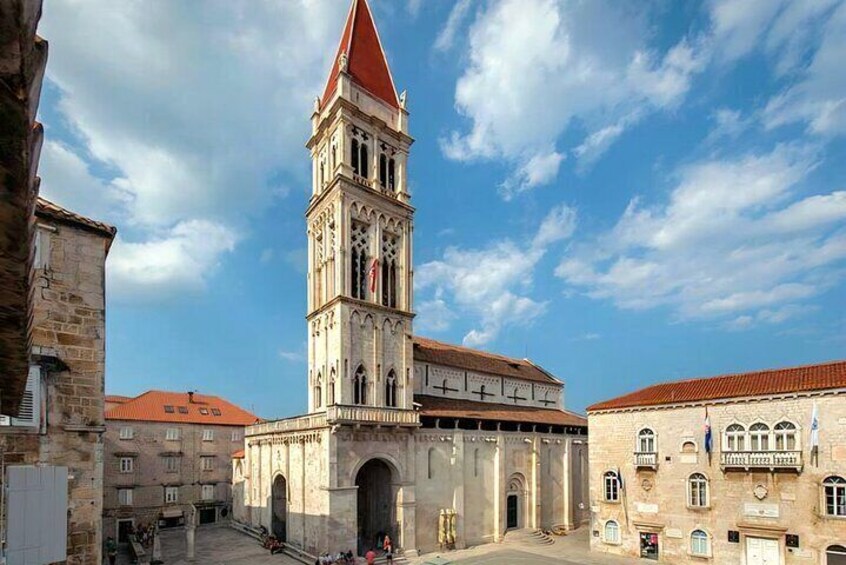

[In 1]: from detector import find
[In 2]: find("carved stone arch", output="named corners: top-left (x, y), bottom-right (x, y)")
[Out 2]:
top-left (350, 309), bottom-right (362, 325)
top-left (362, 313), bottom-right (375, 330)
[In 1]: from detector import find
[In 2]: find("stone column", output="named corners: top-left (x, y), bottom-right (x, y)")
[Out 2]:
top-left (401, 431), bottom-right (418, 556)
top-left (452, 430), bottom-right (466, 549)
top-left (562, 438), bottom-right (572, 530)
top-left (531, 436), bottom-right (540, 530)
top-left (493, 433), bottom-right (505, 541)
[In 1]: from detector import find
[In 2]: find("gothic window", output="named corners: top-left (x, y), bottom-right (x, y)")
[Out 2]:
top-left (350, 222), bottom-right (369, 300)
top-left (314, 372), bottom-right (322, 409)
top-left (774, 421), bottom-right (797, 451)
top-left (319, 159), bottom-right (325, 188)
top-left (331, 143), bottom-right (337, 171)
top-left (725, 424), bottom-right (745, 451)
top-left (824, 476), bottom-right (846, 517)
top-left (381, 231), bottom-right (399, 308)
top-left (379, 153), bottom-right (387, 189)
top-left (604, 520), bottom-right (620, 544)
top-left (749, 423), bottom-right (770, 451)
top-left (688, 473), bottom-right (709, 507)
top-left (604, 471), bottom-right (619, 502)
top-left (353, 365), bottom-right (367, 405)
top-left (638, 428), bottom-right (656, 453)
top-left (385, 370), bottom-right (397, 407)
top-left (314, 232), bottom-right (324, 307)
top-left (360, 143), bottom-right (369, 179)
top-left (388, 158), bottom-right (396, 192)
top-left (351, 138), bottom-right (360, 175)
top-left (328, 368), bottom-right (336, 405)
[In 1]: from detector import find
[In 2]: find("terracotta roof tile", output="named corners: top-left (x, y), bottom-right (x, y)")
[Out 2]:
top-left (36, 197), bottom-right (117, 240)
top-left (105, 390), bottom-right (258, 426)
top-left (105, 395), bottom-right (131, 404)
top-left (321, 0), bottom-right (399, 109)
top-left (413, 336), bottom-right (560, 385)
top-left (416, 395), bottom-right (586, 427)
top-left (588, 360), bottom-right (846, 412)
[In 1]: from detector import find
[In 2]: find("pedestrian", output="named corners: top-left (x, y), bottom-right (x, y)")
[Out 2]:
top-left (365, 547), bottom-right (377, 565)
top-left (385, 541), bottom-right (393, 564)
top-left (105, 536), bottom-right (117, 565)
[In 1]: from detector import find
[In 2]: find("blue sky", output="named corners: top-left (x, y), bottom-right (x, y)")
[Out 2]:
top-left (37, 0), bottom-right (846, 419)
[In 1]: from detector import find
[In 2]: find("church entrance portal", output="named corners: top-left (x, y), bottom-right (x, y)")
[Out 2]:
top-left (506, 495), bottom-right (518, 529)
top-left (272, 475), bottom-right (287, 542)
top-left (356, 459), bottom-right (396, 554)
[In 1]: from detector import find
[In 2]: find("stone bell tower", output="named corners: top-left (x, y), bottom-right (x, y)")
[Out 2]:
top-left (305, 0), bottom-right (415, 415)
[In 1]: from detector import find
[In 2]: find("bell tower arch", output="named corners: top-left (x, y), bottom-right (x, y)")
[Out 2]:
top-left (305, 0), bottom-right (415, 415)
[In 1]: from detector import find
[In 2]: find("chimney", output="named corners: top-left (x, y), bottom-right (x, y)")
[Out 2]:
top-left (188, 391), bottom-right (194, 403)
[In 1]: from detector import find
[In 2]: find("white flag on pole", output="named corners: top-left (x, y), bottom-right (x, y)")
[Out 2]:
top-left (810, 401), bottom-right (820, 464)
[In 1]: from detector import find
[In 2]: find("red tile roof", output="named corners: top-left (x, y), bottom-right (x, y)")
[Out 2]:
top-left (321, 0), bottom-right (399, 109)
top-left (413, 336), bottom-right (561, 385)
top-left (36, 197), bottom-right (117, 241)
top-left (588, 360), bottom-right (846, 412)
top-left (417, 395), bottom-right (586, 427)
top-left (105, 395), bottom-right (131, 404)
top-left (105, 390), bottom-right (258, 426)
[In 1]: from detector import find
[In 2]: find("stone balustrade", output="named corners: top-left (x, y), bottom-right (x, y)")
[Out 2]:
top-left (246, 413), bottom-right (328, 437)
top-left (720, 450), bottom-right (802, 471)
top-left (326, 405), bottom-right (420, 427)
top-left (634, 451), bottom-right (659, 469)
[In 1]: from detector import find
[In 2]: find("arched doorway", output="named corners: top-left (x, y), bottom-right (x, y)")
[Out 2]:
top-left (271, 475), bottom-right (287, 542)
top-left (506, 474), bottom-right (526, 530)
top-left (355, 459), bottom-right (396, 554)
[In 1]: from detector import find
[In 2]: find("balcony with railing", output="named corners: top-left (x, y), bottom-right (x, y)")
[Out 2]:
top-left (247, 412), bottom-right (328, 437)
top-left (326, 405), bottom-right (420, 427)
top-left (634, 451), bottom-right (659, 469)
top-left (720, 450), bottom-right (802, 471)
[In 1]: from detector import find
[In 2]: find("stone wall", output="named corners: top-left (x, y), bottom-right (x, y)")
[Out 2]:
top-left (588, 392), bottom-right (846, 563)
top-left (103, 420), bottom-right (245, 540)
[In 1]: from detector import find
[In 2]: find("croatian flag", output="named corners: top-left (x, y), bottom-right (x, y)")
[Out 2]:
top-left (704, 409), bottom-right (713, 456)
top-left (368, 258), bottom-right (380, 293)
top-left (810, 401), bottom-right (819, 465)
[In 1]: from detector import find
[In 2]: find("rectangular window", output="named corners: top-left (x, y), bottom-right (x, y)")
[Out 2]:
top-left (120, 457), bottom-right (134, 473)
top-left (211, 408), bottom-right (221, 416)
top-left (201, 484), bottom-right (215, 500)
top-left (199, 408), bottom-right (209, 415)
top-left (166, 428), bottom-right (180, 441)
top-left (178, 406), bottom-right (188, 414)
top-left (202, 429), bottom-right (214, 442)
top-left (119, 427), bottom-right (134, 440)
top-left (164, 456), bottom-right (179, 473)
top-left (201, 457), bottom-right (214, 472)
top-left (118, 488), bottom-right (133, 506)
top-left (164, 405), bottom-right (175, 413)
top-left (165, 486), bottom-right (179, 504)
top-left (231, 430), bottom-right (241, 442)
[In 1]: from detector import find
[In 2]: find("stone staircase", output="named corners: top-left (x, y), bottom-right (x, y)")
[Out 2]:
top-left (502, 528), bottom-right (556, 546)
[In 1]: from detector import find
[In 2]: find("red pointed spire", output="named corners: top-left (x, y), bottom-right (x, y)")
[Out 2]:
top-left (321, 0), bottom-right (400, 110)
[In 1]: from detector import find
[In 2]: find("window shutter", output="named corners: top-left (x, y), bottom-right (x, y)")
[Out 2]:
top-left (11, 366), bottom-right (41, 427)
top-left (6, 465), bottom-right (68, 565)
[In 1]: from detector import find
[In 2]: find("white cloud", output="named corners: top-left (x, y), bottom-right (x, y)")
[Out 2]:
top-left (107, 220), bottom-right (238, 302)
top-left (417, 204), bottom-right (576, 346)
top-left (442, 0), bottom-right (704, 189)
top-left (278, 342), bottom-right (306, 362)
top-left (434, 0), bottom-right (473, 52)
top-left (500, 150), bottom-right (565, 200)
top-left (38, 0), bottom-right (348, 300)
top-left (556, 144), bottom-right (846, 327)
top-left (415, 294), bottom-right (457, 333)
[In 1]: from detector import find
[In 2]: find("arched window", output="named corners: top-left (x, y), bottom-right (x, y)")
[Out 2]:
top-left (774, 421), bottom-right (797, 451)
top-left (314, 373), bottom-right (322, 409)
top-left (690, 530), bottom-right (710, 557)
top-left (360, 143), bottom-right (369, 179)
top-left (350, 222), bottom-right (368, 300)
top-left (381, 232), bottom-right (398, 309)
top-left (388, 158), bottom-right (396, 192)
top-left (604, 520), bottom-right (620, 544)
top-left (319, 160), bottom-right (325, 188)
top-left (385, 370), bottom-right (397, 408)
top-left (725, 424), bottom-right (745, 452)
top-left (351, 138), bottom-right (360, 175)
top-left (638, 428), bottom-right (656, 453)
top-left (474, 448), bottom-right (480, 477)
top-left (328, 369), bottom-right (336, 405)
top-left (353, 365), bottom-right (367, 405)
top-left (379, 153), bottom-right (387, 189)
top-left (749, 423), bottom-right (770, 451)
top-left (604, 471), bottom-right (620, 502)
top-left (688, 473), bottom-right (708, 507)
top-left (681, 441), bottom-right (697, 454)
top-left (827, 545), bottom-right (846, 564)
top-left (427, 448), bottom-right (435, 479)
top-left (824, 476), bottom-right (846, 517)
top-left (331, 144), bottom-right (337, 171)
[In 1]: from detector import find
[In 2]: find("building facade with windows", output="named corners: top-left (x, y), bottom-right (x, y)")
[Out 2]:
top-left (233, 0), bottom-right (588, 559)
top-left (102, 391), bottom-right (257, 543)
top-left (587, 360), bottom-right (846, 565)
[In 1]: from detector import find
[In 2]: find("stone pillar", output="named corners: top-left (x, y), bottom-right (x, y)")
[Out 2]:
top-left (402, 431), bottom-right (418, 556)
top-left (531, 436), bottom-right (540, 530)
top-left (452, 430), bottom-right (466, 549)
top-left (562, 438), bottom-right (572, 530)
top-left (493, 433), bottom-right (505, 541)
top-left (186, 509), bottom-right (196, 562)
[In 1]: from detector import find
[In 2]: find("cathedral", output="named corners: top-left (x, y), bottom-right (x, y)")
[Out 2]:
top-left (232, 0), bottom-right (588, 557)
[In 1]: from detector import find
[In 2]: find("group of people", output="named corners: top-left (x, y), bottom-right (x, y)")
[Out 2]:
top-left (314, 550), bottom-right (355, 564)
top-left (314, 534), bottom-right (394, 565)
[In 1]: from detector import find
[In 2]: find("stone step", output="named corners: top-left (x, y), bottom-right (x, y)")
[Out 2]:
top-left (502, 529), bottom-right (555, 546)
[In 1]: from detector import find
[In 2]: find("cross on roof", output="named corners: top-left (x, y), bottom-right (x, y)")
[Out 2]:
top-left (507, 390), bottom-right (526, 403)
top-left (538, 397), bottom-right (556, 406)
top-left (433, 381), bottom-right (459, 395)
top-left (473, 387), bottom-right (494, 401)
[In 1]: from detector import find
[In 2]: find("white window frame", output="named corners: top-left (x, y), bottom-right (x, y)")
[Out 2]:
top-left (201, 484), bottom-right (215, 501)
top-left (690, 529), bottom-right (710, 557)
top-left (119, 426), bottom-right (134, 440)
top-left (201, 456), bottom-right (214, 472)
top-left (604, 471), bottom-right (620, 503)
top-left (823, 476), bottom-right (846, 517)
top-left (165, 428), bottom-right (180, 441)
top-left (603, 520), bottom-right (620, 544)
top-left (231, 429), bottom-right (241, 442)
top-left (688, 473), bottom-right (709, 508)
top-left (165, 486), bottom-right (179, 504)
top-left (724, 423), bottom-right (746, 452)
top-left (637, 428), bottom-right (656, 453)
top-left (118, 488), bottom-right (134, 506)
top-left (202, 429), bottom-right (214, 442)
top-left (774, 421), bottom-right (799, 451)
top-left (749, 422), bottom-right (770, 451)
top-left (120, 457), bottom-right (134, 473)
top-left (164, 456), bottom-right (179, 473)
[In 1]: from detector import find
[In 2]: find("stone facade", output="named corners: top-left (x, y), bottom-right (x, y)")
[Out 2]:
top-left (102, 419), bottom-right (246, 541)
top-left (588, 385), bottom-right (846, 564)
top-left (0, 200), bottom-right (115, 565)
